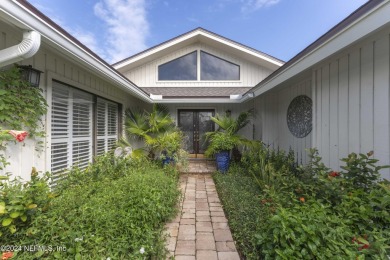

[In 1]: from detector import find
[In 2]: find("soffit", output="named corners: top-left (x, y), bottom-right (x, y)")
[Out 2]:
top-left (141, 87), bottom-right (252, 98)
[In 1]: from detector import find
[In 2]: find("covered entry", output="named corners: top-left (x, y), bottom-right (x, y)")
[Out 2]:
top-left (178, 109), bottom-right (215, 156)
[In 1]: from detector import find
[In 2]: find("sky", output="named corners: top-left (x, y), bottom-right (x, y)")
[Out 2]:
top-left (28, 0), bottom-right (369, 64)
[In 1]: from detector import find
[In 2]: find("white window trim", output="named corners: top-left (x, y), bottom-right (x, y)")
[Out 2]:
top-left (49, 79), bottom-right (120, 184)
top-left (155, 48), bottom-right (242, 83)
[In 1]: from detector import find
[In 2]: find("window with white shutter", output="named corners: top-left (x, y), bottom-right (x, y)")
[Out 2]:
top-left (51, 81), bottom-right (93, 182)
top-left (96, 98), bottom-right (119, 155)
top-left (51, 81), bottom-right (120, 183)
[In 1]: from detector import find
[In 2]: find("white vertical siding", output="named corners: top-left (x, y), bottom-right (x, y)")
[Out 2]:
top-left (313, 28), bottom-right (390, 179)
top-left (123, 43), bottom-right (273, 88)
top-left (254, 78), bottom-right (312, 165)
top-left (164, 102), bottom-right (255, 140)
top-left (338, 55), bottom-right (349, 167)
top-left (0, 21), bottom-right (149, 181)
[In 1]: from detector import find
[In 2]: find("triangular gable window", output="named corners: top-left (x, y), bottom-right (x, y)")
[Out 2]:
top-left (200, 51), bottom-right (240, 80)
top-left (158, 51), bottom-right (240, 81)
top-left (158, 51), bottom-right (197, 80)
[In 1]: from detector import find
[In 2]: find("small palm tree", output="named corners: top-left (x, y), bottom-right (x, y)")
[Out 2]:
top-left (125, 104), bottom-right (177, 158)
top-left (211, 109), bottom-right (253, 135)
top-left (205, 109), bottom-right (258, 160)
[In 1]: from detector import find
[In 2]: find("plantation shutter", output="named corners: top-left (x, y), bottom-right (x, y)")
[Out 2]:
top-left (51, 81), bottom-right (93, 182)
top-left (96, 98), bottom-right (119, 155)
top-left (51, 85), bottom-right (70, 177)
top-left (71, 90), bottom-right (93, 168)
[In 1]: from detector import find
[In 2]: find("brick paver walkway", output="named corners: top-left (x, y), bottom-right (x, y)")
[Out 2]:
top-left (165, 171), bottom-right (240, 259)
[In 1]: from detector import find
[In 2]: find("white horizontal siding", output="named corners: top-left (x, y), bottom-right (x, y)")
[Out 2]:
top-left (124, 43), bottom-right (273, 88)
top-left (313, 27), bottom-right (390, 179)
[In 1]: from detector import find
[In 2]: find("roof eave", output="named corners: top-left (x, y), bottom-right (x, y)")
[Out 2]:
top-left (251, 0), bottom-right (390, 97)
top-left (0, 0), bottom-right (152, 103)
top-left (153, 97), bottom-right (246, 104)
top-left (113, 27), bottom-right (284, 71)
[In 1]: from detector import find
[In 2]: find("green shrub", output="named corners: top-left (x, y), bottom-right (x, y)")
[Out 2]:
top-left (240, 144), bottom-right (297, 189)
top-left (216, 147), bottom-right (390, 259)
top-left (256, 150), bottom-right (390, 259)
top-left (213, 164), bottom-right (269, 259)
top-left (257, 199), bottom-right (361, 260)
top-left (0, 168), bottom-right (52, 238)
top-left (341, 151), bottom-right (388, 191)
top-left (2, 153), bottom-right (180, 259)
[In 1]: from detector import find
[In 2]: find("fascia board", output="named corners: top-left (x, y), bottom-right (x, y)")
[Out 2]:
top-left (0, 1), bottom-right (152, 103)
top-left (156, 98), bottom-right (244, 104)
top-left (253, 1), bottom-right (390, 97)
top-left (114, 29), bottom-right (284, 70)
top-left (197, 31), bottom-right (284, 67)
top-left (113, 31), bottom-right (200, 69)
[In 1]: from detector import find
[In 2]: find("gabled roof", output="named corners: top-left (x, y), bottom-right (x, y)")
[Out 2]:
top-left (246, 0), bottom-right (389, 98)
top-left (0, 0), bottom-right (151, 102)
top-left (113, 27), bottom-right (284, 72)
top-left (3, 0), bottom-right (387, 104)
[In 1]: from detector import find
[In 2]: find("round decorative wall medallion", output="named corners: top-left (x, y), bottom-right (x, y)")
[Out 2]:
top-left (287, 95), bottom-right (312, 138)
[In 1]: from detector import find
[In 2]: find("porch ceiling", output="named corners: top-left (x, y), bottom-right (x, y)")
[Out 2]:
top-left (141, 87), bottom-right (252, 98)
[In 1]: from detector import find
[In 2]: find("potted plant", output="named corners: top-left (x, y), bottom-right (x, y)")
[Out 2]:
top-left (205, 131), bottom-right (235, 172)
top-left (155, 131), bottom-right (183, 165)
top-left (205, 110), bottom-right (257, 172)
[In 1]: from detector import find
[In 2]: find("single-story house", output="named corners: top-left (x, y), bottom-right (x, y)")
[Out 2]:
top-left (0, 0), bottom-right (390, 181)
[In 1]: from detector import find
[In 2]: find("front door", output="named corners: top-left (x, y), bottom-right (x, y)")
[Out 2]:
top-left (178, 110), bottom-right (215, 156)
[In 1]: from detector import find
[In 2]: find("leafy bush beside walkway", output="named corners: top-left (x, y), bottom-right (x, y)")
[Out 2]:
top-left (1, 154), bottom-right (180, 259)
top-left (214, 147), bottom-right (390, 259)
top-left (213, 165), bottom-right (267, 259)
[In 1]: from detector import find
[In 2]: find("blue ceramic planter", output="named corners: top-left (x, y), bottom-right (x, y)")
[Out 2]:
top-left (215, 150), bottom-right (230, 173)
top-left (162, 156), bottom-right (174, 165)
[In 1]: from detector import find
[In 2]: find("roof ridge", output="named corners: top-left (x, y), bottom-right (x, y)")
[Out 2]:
top-left (112, 27), bottom-right (284, 67)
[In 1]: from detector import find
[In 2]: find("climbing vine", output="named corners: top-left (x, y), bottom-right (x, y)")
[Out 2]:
top-left (0, 66), bottom-right (48, 170)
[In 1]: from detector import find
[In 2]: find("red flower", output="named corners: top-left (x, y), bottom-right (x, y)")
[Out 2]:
top-left (2, 252), bottom-right (13, 260)
top-left (8, 130), bottom-right (28, 142)
top-left (329, 171), bottom-right (340, 177)
top-left (358, 244), bottom-right (370, 251)
top-left (299, 197), bottom-right (305, 203)
top-left (352, 235), bottom-right (370, 251)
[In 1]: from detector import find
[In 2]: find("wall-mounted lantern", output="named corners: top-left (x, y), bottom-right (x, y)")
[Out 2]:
top-left (225, 109), bottom-right (231, 116)
top-left (18, 65), bottom-right (43, 87)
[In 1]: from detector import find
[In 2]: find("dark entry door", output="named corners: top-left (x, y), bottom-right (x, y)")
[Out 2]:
top-left (178, 110), bottom-right (215, 155)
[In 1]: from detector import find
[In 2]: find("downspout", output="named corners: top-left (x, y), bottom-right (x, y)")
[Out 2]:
top-left (0, 30), bottom-right (41, 67)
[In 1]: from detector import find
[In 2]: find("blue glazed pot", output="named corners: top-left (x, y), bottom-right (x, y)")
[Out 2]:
top-left (162, 156), bottom-right (174, 165)
top-left (215, 150), bottom-right (230, 173)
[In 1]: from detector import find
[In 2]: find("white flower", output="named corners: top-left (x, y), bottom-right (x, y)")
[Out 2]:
top-left (114, 147), bottom-right (123, 157)
top-left (74, 237), bottom-right (83, 242)
top-left (124, 146), bottom-right (132, 157)
top-left (140, 247), bottom-right (145, 254)
top-left (106, 258), bottom-right (111, 260)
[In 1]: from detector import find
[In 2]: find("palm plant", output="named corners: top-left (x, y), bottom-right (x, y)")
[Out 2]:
top-left (211, 109), bottom-right (253, 135)
top-left (125, 104), bottom-right (177, 158)
top-left (205, 109), bottom-right (258, 159)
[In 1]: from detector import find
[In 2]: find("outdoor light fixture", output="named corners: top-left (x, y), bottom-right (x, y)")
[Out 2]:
top-left (18, 65), bottom-right (43, 87)
top-left (226, 109), bottom-right (231, 116)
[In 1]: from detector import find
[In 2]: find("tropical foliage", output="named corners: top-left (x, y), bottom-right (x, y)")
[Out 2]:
top-left (215, 146), bottom-right (390, 259)
top-left (1, 153), bottom-right (180, 259)
top-left (0, 66), bottom-right (47, 171)
top-left (125, 104), bottom-right (181, 158)
top-left (205, 109), bottom-right (258, 157)
top-left (0, 66), bottom-right (47, 138)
